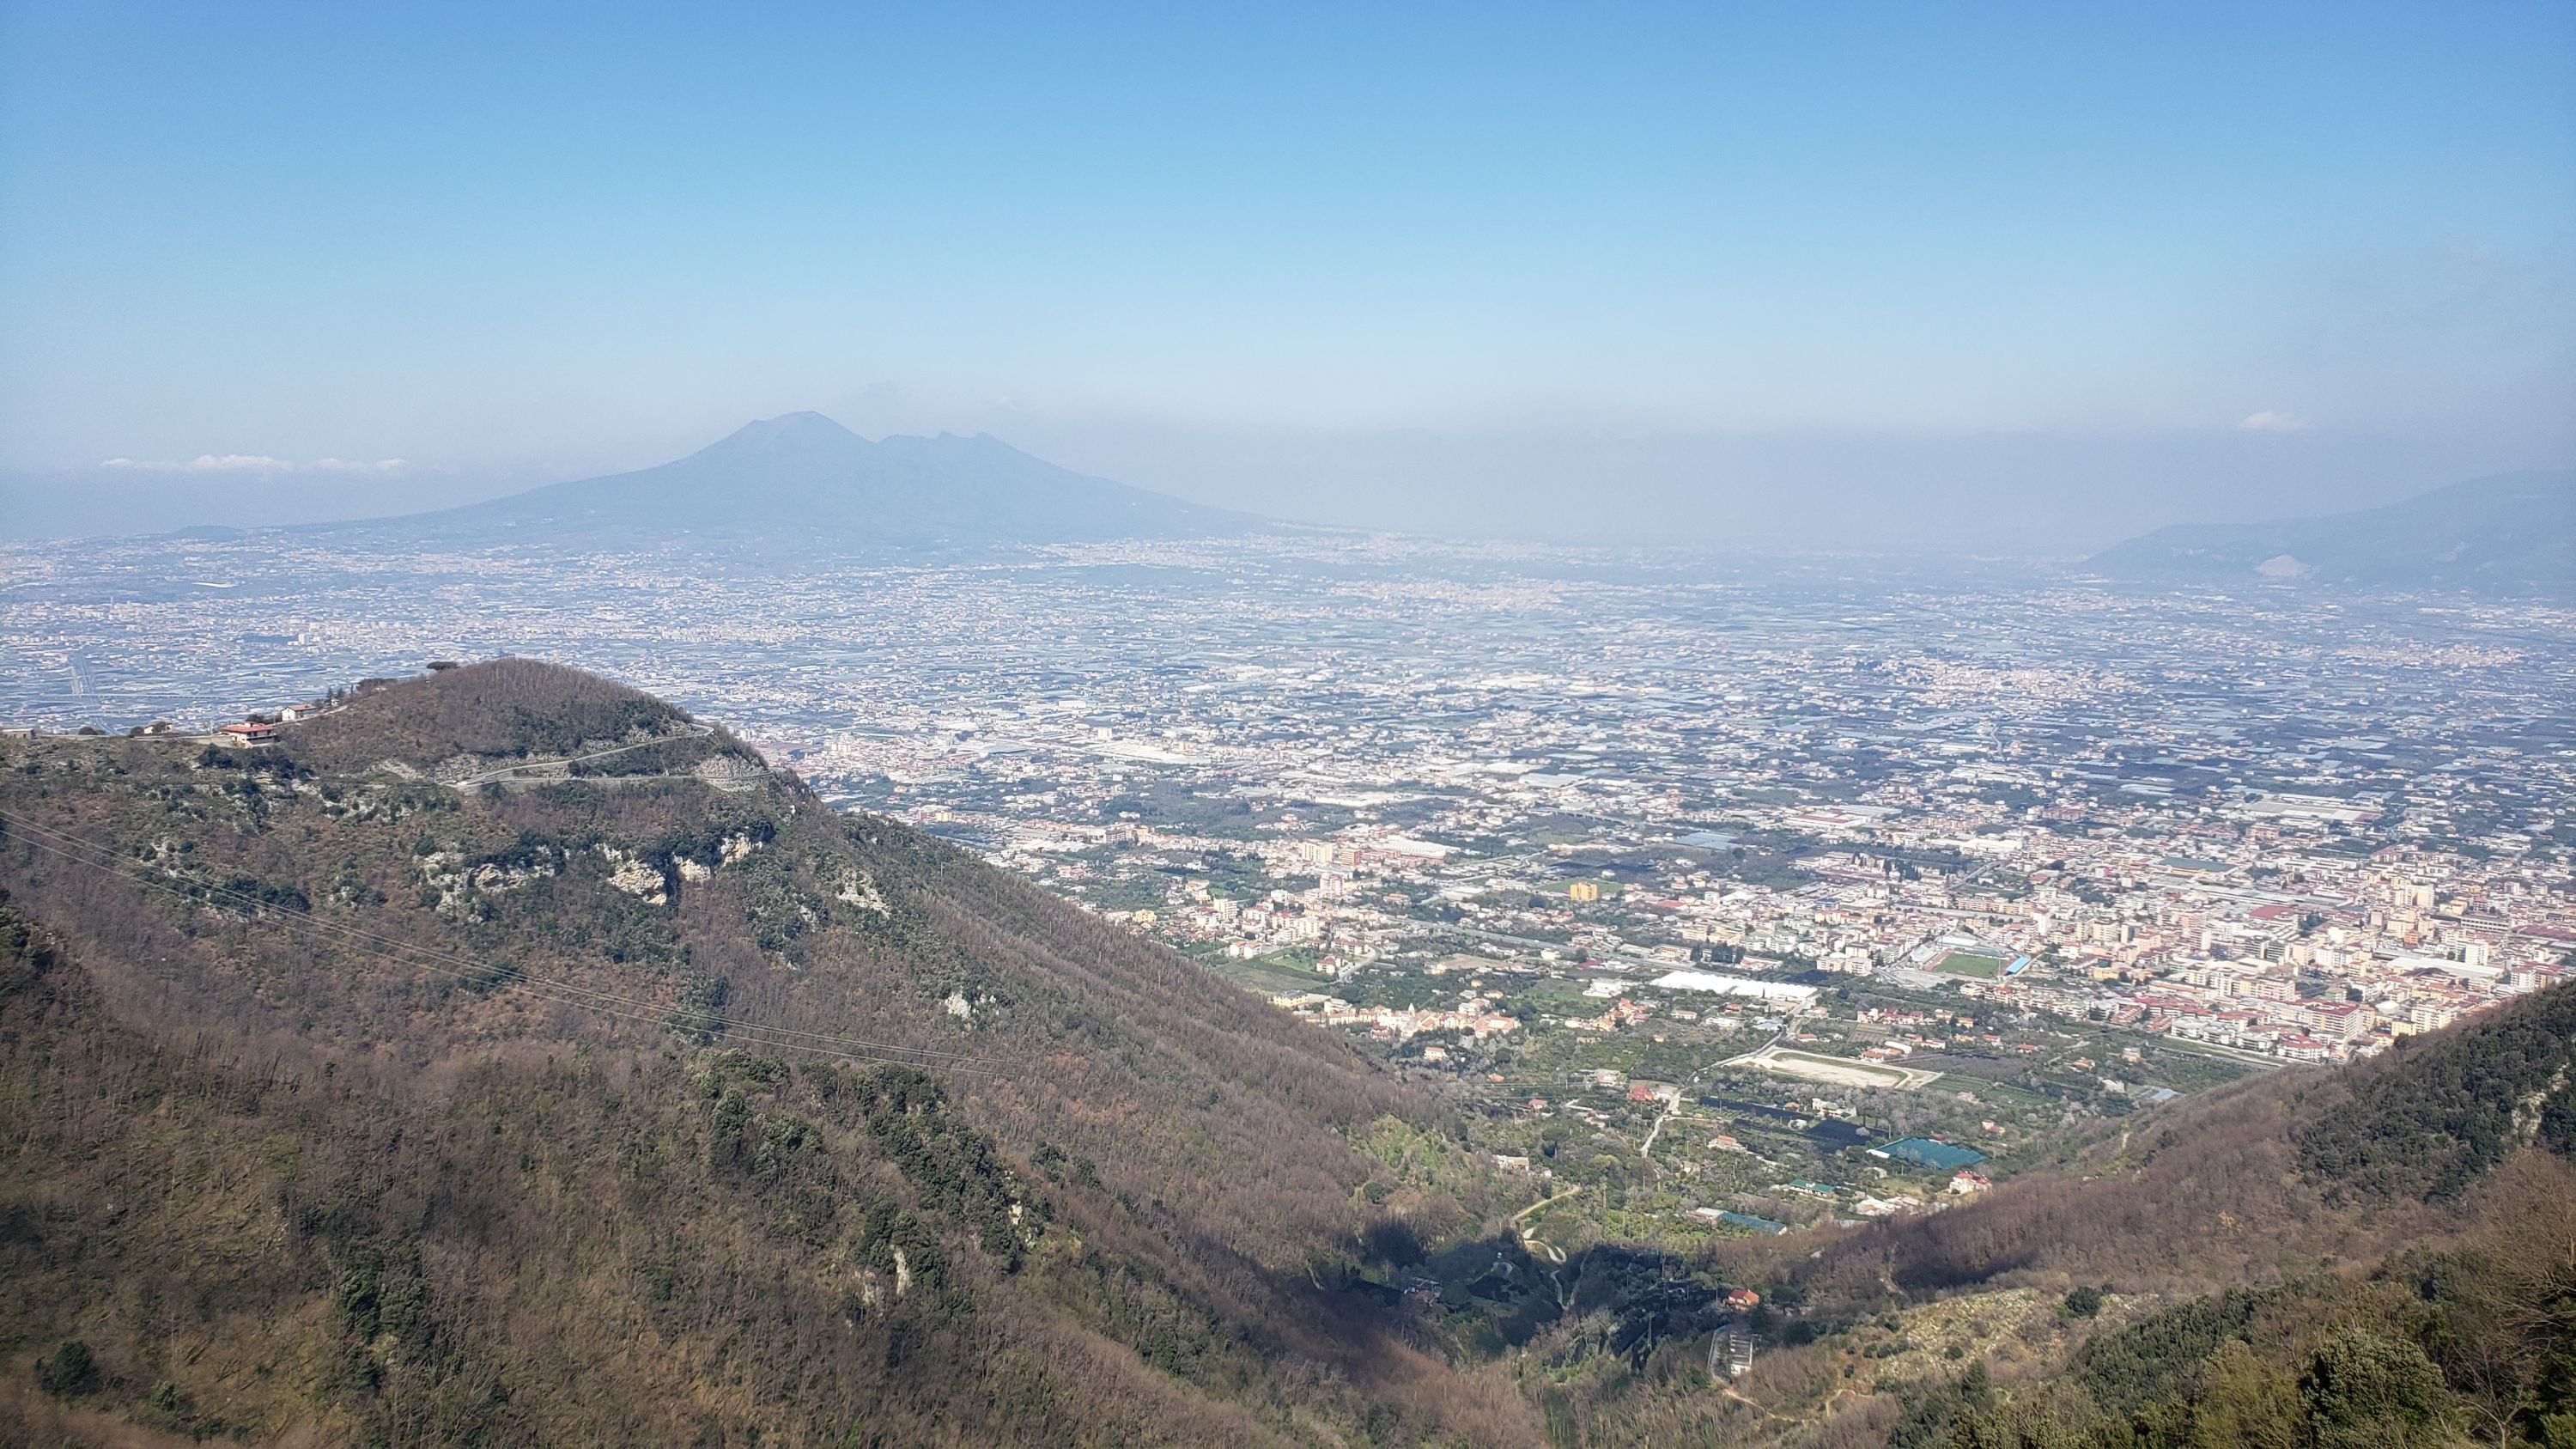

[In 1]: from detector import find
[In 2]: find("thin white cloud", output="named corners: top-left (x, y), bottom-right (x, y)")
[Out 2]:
top-left (98, 454), bottom-right (407, 474)
top-left (2237, 411), bottom-right (2307, 434)
top-left (101, 454), bottom-right (290, 472)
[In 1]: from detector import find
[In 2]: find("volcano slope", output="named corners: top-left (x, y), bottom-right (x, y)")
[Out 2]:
top-left (0, 660), bottom-right (1534, 1446)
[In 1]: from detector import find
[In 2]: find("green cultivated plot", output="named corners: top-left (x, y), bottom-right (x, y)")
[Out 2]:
top-left (1204, 953), bottom-right (1336, 996)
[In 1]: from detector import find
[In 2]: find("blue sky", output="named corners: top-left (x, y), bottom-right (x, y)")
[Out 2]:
top-left (1, 2), bottom-right (2570, 546)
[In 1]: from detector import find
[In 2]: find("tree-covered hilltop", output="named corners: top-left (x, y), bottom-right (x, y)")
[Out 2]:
top-left (2293, 979), bottom-right (2576, 1202)
top-left (1896, 1148), bottom-right (2575, 1449)
top-left (0, 661), bottom-right (1534, 1445)
top-left (295, 656), bottom-right (699, 767)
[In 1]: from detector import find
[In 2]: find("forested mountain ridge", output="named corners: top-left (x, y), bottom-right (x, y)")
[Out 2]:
top-left (0, 661), bottom-right (1530, 1445)
top-left (2086, 469), bottom-right (2575, 597)
top-left (2293, 981), bottom-right (2576, 1202)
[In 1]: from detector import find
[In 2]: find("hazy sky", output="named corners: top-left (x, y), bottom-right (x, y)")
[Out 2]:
top-left (3, 3), bottom-right (2571, 546)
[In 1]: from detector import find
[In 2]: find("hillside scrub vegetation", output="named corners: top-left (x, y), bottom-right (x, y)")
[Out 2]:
top-left (5, 660), bottom-right (2569, 1447)
top-left (1557, 981), bottom-right (2576, 1447)
top-left (2293, 981), bottom-right (2576, 1201)
top-left (1915, 1150), bottom-right (2576, 1447)
top-left (292, 656), bottom-right (698, 770)
top-left (0, 661), bottom-right (1536, 1445)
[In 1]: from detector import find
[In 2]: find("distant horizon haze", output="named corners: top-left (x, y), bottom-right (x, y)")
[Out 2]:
top-left (3, 3), bottom-right (2570, 551)
top-left (0, 409), bottom-right (2552, 557)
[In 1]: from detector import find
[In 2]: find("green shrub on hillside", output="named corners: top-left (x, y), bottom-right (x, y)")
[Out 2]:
top-left (2295, 982), bottom-right (2576, 1200)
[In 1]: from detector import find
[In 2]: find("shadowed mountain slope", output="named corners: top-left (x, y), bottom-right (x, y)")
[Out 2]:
top-left (0, 661), bottom-right (1529, 1445)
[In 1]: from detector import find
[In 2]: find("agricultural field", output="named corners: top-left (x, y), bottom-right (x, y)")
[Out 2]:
top-left (1725, 1043), bottom-right (1942, 1091)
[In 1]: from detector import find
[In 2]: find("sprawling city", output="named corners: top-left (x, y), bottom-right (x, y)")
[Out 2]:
top-left (8, 527), bottom-right (2566, 1263)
